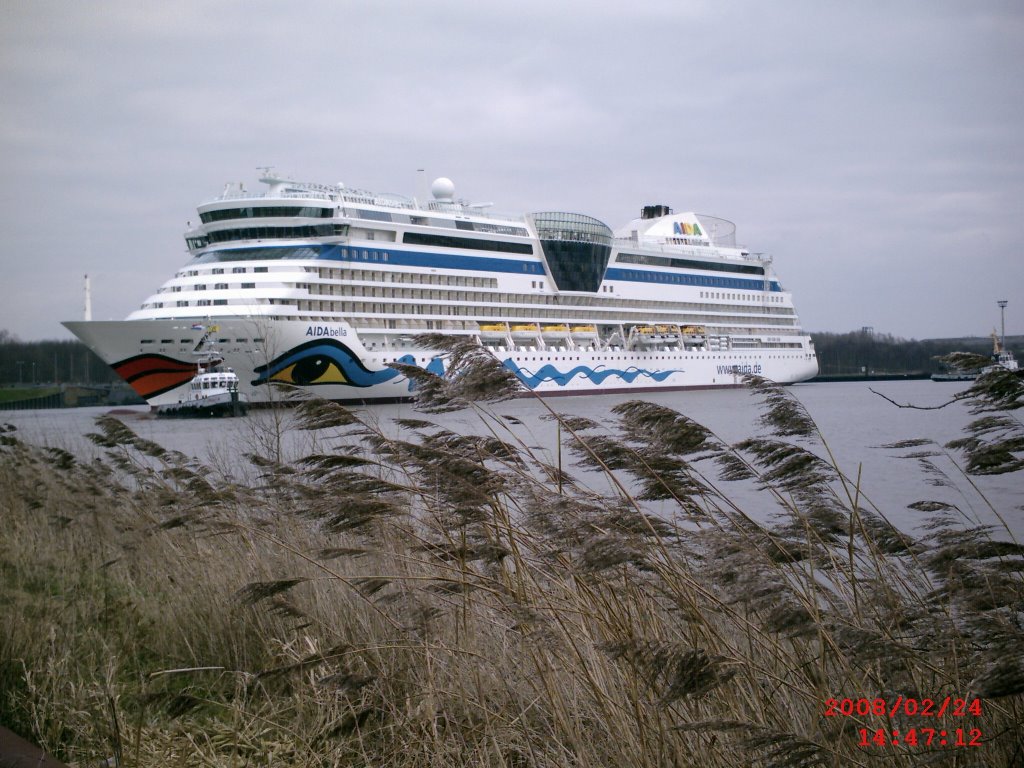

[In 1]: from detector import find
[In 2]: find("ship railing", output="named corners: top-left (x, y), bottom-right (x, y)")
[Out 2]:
top-left (614, 235), bottom-right (757, 260)
top-left (208, 189), bottom-right (527, 221)
top-left (424, 201), bottom-right (527, 221)
top-left (208, 190), bottom-right (335, 203)
top-left (693, 214), bottom-right (737, 246)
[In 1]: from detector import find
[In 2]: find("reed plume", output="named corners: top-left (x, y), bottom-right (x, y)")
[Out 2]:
top-left (2, 360), bottom-right (1022, 767)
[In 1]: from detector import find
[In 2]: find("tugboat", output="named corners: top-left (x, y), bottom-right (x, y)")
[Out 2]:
top-left (932, 309), bottom-right (1019, 382)
top-left (156, 353), bottom-right (248, 417)
top-left (982, 330), bottom-right (1019, 375)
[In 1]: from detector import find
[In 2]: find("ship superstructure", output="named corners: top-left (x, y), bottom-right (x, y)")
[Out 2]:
top-left (64, 172), bottom-right (818, 404)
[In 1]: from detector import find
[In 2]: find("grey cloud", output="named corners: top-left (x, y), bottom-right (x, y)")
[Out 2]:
top-left (1, 0), bottom-right (1021, 340)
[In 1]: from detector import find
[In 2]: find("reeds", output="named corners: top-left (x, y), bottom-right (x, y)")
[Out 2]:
top-left (1, 346), bottom-right (1021, 767)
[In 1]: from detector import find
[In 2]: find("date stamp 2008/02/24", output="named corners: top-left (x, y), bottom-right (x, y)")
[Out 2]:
top-left (823, 696), bottom-right (984, 749)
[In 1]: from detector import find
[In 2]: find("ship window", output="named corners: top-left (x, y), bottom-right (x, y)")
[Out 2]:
top-left (354, 209), bottom-right (393, 222)
top-left (161, 339), bottom-right (173, 344)
top-left (403, 231), bottom-right (533, 255)
top-left (180, 339), bottom-right (192, 343)
top-left (255, 266), bottom-right (268, 272)
top-left (141, 339), bottom-right (154, 344)
top-left (214, 299), bottom-right (227, 305)
top-left (215, 283), bottom-right (228, 289)
top-left (177, 301), bottom-right (189, 307)
top-left (200, 205), bottom-right (332, 223)
top-left (232, 266), bottom-right (246, 273)
top-left (212, 268), bottom-right (224, 274)
top-left (241, 282), bottom-right (255, 288)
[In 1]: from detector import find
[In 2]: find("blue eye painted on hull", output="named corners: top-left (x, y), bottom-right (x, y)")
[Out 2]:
top-left (252, 340), bottom-right (416, 388)
top-left (254, 339), bottom-right (670, 393)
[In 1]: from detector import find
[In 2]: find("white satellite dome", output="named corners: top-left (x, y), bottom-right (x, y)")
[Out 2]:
top-left (431, 177), bottom-right (455, 201)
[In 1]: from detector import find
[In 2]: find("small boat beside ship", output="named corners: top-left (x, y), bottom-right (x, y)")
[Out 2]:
top-left (983, 342), bottom-right (1020, 376)
top-left (155, 354), bottom-right (248, 417)
top-left (931, 324), bottom-right (1019, 382)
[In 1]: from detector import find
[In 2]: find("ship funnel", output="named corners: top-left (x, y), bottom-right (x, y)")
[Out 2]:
top-left (641, 204), bottom-right (672, 219)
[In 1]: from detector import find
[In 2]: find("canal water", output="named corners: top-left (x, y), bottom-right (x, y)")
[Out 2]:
top-left (3, 380), bottom-right (1020, 539)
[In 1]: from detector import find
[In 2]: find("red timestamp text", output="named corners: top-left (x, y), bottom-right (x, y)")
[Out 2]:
top-left (858, 727), bottom-right (983, 748)
top-left (823, 696), bottom-right (982, 718)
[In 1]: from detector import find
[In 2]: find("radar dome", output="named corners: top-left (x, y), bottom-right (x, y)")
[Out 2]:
top-left (431, 177), bottom-right (455, 201)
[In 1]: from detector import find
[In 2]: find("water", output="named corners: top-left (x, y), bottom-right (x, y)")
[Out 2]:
top-left (4, 380), bottom-right (1021, 538)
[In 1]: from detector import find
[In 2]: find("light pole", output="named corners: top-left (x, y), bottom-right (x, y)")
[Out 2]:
top-left (16, 361), bottom-right (24, 385)
top-left (997, 300), bottom-right (1008, 350)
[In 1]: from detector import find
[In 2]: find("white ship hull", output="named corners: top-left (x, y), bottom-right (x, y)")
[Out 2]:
top-left (65, 318), bottom-right (818, 406)
top-left (63, 171), bottom-right (819, 405)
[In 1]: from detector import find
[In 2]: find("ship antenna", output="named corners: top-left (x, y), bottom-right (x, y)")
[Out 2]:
top-left (84, 274), bottom-right (92, 321)
top-left (998, 299), bottom-right (1008, 351)
top-left (415, 168), bottom-right (427, 209)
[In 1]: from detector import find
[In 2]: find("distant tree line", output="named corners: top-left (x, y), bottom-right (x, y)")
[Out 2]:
top-left (810, 330), bottom-right (1015, 376)
top-left (0, 330), bottom-right (119, 386)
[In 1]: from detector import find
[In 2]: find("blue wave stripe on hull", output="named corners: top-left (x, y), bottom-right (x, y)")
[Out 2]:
top-left (502, 359), bottom-right (683, 388)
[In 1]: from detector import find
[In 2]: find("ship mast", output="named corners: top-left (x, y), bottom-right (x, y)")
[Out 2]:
top-left (84, 274), bottom-right (92, 321)
top-left (998, 299), bottom-right (1008, 351)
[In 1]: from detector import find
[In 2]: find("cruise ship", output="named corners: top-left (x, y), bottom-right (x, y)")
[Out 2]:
top-left (64, 172), bottom-right (818, 405)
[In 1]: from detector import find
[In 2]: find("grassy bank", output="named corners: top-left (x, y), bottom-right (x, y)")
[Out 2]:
top-left (0, 386), bottom-right (60, 403)
top-left (1, 350), bottom-right (1022, 766)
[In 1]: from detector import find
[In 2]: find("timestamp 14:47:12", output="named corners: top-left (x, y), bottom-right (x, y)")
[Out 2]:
top-left (859, 728), bottom-right (982, 748)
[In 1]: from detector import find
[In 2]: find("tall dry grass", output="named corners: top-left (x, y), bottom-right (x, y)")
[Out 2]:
top-left (1, 344), bottom-right (1022, 767)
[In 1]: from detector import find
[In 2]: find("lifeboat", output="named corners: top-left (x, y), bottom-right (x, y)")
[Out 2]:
top-left (510, 323), bottom-right (540, 338)
top-left (681, 325), bottom-right (707, 345)
top-left (541, 324), bottom-right (570, 339)
top-left (632, 325), bottom-right (663, 346)
top-left (478, 323), bottom-right (508, 337)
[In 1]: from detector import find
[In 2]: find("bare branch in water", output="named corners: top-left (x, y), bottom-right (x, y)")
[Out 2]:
top-left (869, 388), bottom-right (960, 410)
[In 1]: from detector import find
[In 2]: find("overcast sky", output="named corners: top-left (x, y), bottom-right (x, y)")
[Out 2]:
top-left (2, 0), bottom-right (1021, 342)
